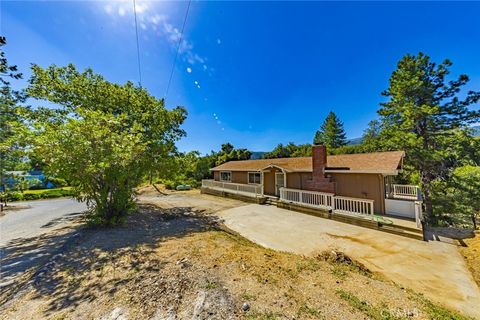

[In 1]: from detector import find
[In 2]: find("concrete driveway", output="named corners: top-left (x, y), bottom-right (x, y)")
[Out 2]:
top-left (217, 204), bottom-right (480, 318)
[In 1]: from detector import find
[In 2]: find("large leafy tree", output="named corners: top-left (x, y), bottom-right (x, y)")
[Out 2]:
top-left (0, 37), bottom-right (28, 201)
top-left (215, 143), bottom-right (251, 166)
top-left (378, 53), bottom-right (480, 221)
top-left (263, 142), bottom-right (312, 159)
top-left (313, 111), bottom-right (347, 148)
top-left (264, 143), bottom-right (296, 159)
top-left (290, 143), bottom-right (312, 157)
top-left (28, 64), bottom-right (187, 225)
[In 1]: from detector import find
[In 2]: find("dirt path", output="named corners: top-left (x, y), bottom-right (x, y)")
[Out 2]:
top-left (217, 203), bottom-right (480, 319)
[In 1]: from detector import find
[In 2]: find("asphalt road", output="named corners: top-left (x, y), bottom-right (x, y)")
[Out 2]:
top-left (0, 198), bottom-right (87, 290)
top-left (0, 198), bottom-right (87, 247)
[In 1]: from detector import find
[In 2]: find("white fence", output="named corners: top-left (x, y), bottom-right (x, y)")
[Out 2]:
top-left (280, 188), bottom-right (332, 210)
top-left (202, 179), bottom-right (262, 197)
top-left (392, 184), bottom-right (420, 200)
top-left (333, 196), bottom-right (374, 216)
top-left (279, 187), bottom-right (374, 218)
top-left (385, 198), bottom-right (423, 228)
top-left (385, 198), bottom-right (415, 218)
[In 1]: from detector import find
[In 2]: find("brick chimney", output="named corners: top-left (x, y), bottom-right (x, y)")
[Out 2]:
top-left (312, 145), bottom-right (327, 177)
top-left (304, 145), bottom-right (336, 194)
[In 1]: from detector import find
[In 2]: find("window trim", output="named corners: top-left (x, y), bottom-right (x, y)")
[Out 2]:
top-left (248, 171), bottom-right (261, 185)
top-left (219, 171), bottom-right (232, 182)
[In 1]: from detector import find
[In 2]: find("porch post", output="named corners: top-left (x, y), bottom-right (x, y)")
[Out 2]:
top-left (261, 171), bottom-right (264, 196)
top-left (386, 176), bottom-right (393, 198)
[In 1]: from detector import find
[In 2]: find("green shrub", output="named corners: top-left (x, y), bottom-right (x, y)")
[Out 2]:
top-left (5, 191), bottom-right (24, 202)
top-left (6, 188), bottom-right (75, 202)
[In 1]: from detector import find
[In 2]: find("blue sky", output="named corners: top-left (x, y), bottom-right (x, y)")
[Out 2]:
top-left (2, 1), bottom-right (480, 154)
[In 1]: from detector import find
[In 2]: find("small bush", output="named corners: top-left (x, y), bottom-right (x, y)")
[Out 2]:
top-left (317, 250), bottom-right (371, 276)
top-left (5, 191), bottom-right (24, 202)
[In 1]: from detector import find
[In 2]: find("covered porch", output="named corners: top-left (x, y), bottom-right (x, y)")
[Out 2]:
top-left (202, 172), bottom-right (423, 228)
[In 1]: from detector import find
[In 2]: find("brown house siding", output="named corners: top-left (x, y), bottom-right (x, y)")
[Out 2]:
top-left (286, 172), bottom-right (313, 190)
top-left (213, 171), bottom-right (249, 184)
top-left (232, 171), bottom-right (248, 184)
top-left (212, 169), bottom-right (386, 214)
top-left (329, 173), bottom-right (385, 214)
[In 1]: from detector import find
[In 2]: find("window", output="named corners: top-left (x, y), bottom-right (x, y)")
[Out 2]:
top-left (248, 172), bottom-right (261, 184)
top-left (220, 171), bottom-right (231, 182)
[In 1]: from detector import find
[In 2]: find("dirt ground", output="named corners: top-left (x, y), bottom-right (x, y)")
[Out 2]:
top-left (459, 231), bottom-right (480, 287)
top-left (0, 189), bottom-right (472, 320)
top-left (217, 204), bottom-right (480, 319)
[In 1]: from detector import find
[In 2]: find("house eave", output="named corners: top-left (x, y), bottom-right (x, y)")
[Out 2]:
top-left (325, 169), bottom-right (399, 175)
top-left (210, 168), bottom-right (399, 175)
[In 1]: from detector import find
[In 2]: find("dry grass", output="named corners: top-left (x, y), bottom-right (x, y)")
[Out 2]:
top-left (0, 198), bottom-right (472, 320)
top-left (459, 230), bottom-right (480, 287)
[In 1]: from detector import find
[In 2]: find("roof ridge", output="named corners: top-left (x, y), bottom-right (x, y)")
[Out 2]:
top-left (328, 150), bottom-right (404, 157)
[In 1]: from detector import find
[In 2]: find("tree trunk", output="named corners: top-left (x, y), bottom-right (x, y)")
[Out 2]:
top-left (420, 170), bottom-right (433, 225)
top-left (472, 214), bottom-right (477, 230)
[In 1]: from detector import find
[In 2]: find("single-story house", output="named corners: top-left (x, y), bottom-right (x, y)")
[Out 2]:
top-left (202, 145), bottom-right (422, 221)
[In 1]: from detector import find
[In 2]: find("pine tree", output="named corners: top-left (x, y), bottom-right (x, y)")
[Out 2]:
top-left (361, 120), bottom-right (382, 152)
top-left (378, 52), bottom-right (480, 221)
top-left (313, 111), bottom-right (347, 149)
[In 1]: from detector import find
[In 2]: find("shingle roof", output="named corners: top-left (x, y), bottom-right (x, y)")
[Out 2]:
top-left (210, 151), bottom-right (405, 175)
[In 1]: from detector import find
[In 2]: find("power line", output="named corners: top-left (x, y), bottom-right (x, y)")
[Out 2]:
top-left (164, 0), bottom-right (192, 101)
top-left (132, 0), bottom-right (142, 87)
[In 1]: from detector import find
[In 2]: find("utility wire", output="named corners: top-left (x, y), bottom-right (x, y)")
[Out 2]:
top-left (132, 0), bottom-right (142, 87)
top-left (164, 0), bottom-right (192, 101)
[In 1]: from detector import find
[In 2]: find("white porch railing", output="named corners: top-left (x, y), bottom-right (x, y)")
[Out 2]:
top-left (202, 179), bottom-right (261, 197)
top-left (280, 188), bottom-right (333, 210)
top-left (392, 184), bottom-right (420, 200)
top-left (279, 188), bottom-right (374, 218)
top-left (333, 196), bottom-right (374, 216)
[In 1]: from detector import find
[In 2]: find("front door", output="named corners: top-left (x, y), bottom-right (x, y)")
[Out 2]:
top-left (275, 172), bottom-right (285, 196)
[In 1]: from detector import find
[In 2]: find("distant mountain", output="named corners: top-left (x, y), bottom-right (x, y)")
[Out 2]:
top-left (250, 151), bottom-right (266, 160)
top-left (346, 137), bottom-right (363, 145)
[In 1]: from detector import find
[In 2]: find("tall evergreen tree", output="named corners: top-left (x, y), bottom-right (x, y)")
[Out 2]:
top-left (378, 52), bottom-right (480, 220)
top-left (313, 111), bottom-right (347, 148)
top-left (361, 120), bottom-right (383, 152)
